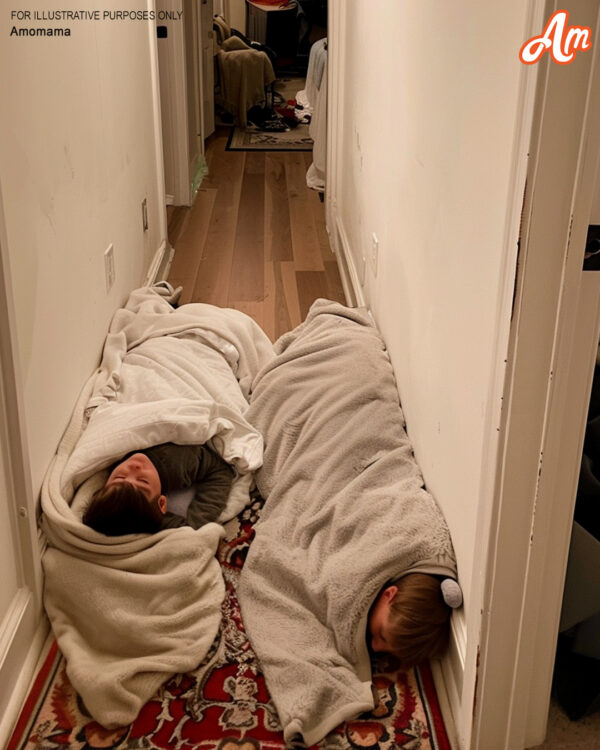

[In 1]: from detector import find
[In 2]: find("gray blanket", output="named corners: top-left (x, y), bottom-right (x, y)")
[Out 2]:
top-left (238, 300), bottom-right (457, 746)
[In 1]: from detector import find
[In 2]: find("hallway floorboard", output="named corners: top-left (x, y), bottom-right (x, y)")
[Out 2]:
top-left (167, 128), bottom-right (345, 341)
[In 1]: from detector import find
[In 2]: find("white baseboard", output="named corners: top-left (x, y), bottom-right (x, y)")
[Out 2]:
top-left (432, 606), bottom-right (467, 748)
top-left (144, 240), bottom-right (172, 287)
top-left (431, 658), bottom-right (460, 750)
top-left (0, 616), bottom-right (50, 748)
top-left (329, 203), bottom-right (467, 745)
top-left (332, 212), bottom-right (365, 308)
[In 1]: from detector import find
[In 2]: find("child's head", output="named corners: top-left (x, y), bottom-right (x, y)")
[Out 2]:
top-left (82, 453), bottom-right (167, 536)
top-left (368, 573), bottom-right (451, 666)
top-left (105, 452), bottom-right (165, 502)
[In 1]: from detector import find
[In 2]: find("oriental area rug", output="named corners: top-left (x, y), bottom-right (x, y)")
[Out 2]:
top-left (226, 78), bottom-right (313, 152)
top-left (8, 496), bottom-right (452, 750)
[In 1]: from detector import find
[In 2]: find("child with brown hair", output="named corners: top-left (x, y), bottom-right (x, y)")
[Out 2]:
top-left (368, 573), bottom-right (461, 666)
top-left (82, 442), bottom-right (234, 536)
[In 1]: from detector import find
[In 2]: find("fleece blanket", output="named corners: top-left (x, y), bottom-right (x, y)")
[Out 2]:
top-left (41, 285), bottom-right (275, 729)
top-left (216, 42), bottom-right (275, 127)
top-left (238, 300), bottom-right (458, 746)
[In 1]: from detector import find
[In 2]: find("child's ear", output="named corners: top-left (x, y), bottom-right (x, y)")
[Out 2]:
top-left (384, 585), bottom-right (398, 602)
top-left (158, 495), bottom-right (167, 514)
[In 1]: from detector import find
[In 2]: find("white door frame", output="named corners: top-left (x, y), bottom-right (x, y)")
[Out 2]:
top-left (473, 1), bottom-right (600, 747)
top-left (185, 0), bottom-right (206, 187)
top-left (157, 1), bottom-right (191, 206)
top-left (156, 0), bottom-right (202, 207)
top-left (200, 0), bottom-right (215, 140)
top-left (0, 179), bottom-right (48, 747)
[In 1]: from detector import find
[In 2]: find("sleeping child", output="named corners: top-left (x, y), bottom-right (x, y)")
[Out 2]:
top-left (82, 442), bottom-right (234, 536)
top-left (368, 573), bottom-right (461, 666)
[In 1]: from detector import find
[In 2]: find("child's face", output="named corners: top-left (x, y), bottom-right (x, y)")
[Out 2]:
top-left (368, 585), bottom-right (398, 653)
top-left (106, 453), bottom-right (165, 510)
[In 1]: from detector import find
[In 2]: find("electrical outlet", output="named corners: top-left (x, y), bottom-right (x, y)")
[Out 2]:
top-left (104, 244), bottom-right (115, 292)
top-left (141, 198), bottom-right (148, 231)
top-left (370, 233), bottom-right (379, 275)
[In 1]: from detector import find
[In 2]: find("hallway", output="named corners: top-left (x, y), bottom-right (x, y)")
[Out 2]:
top-left (4, 3), bottom-right (600, 746)
top-left (166, 127), bottom-right (345, 340)
top-left (165, 127), bottom-right (600, 750)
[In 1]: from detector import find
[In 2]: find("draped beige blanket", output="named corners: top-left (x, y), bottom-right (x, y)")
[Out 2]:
top-left (238, 300), bottom-right (458, 746)
top-left (216, 41), bottom-right (275, 127)
top-left (41, 285), bottom-right (275, 729)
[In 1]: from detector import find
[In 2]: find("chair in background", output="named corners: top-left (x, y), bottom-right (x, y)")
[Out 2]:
top-left (213, 14), bottom-right (277, 128)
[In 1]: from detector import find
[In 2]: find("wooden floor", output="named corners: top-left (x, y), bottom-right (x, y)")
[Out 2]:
top-left (166, 127), bottom-right (346, 342)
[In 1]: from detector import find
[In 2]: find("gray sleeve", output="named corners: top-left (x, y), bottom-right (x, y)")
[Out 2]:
top-left (185, 447), bottom-right (234, 529)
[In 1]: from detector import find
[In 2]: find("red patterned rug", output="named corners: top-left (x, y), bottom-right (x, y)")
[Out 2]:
top-left (8, 497), bottom-right (452, 750)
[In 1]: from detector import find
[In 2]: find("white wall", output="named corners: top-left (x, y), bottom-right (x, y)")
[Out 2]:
top-left (0, 5), bottom-right (167, 739)
top-left (334, 0), bottom-right (530, 604)
top-left (0, 1), bottom-right (166, 498)
top-left (329, 1), bottom-right (533, 745)
top-left (224, 0), bottom-right (247, 34)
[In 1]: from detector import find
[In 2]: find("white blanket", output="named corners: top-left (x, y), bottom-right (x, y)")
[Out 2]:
top-left (238, 300), bottom-right (458, 746)
top-left (41, 285), bottom-right (275, 728)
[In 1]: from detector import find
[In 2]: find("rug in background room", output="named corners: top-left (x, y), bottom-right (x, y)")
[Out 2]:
top-left (8, 495), bottom-right (452, 750)
top-left (227, 77), bottom-right (314, 152)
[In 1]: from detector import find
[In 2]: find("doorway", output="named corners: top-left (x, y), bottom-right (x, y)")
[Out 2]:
top-left (473, 2), bottom-right (600, 745)
top-left (156, 1), bottom-right (210, 207)
top-left (543, 223), bottom-right (600, 743)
